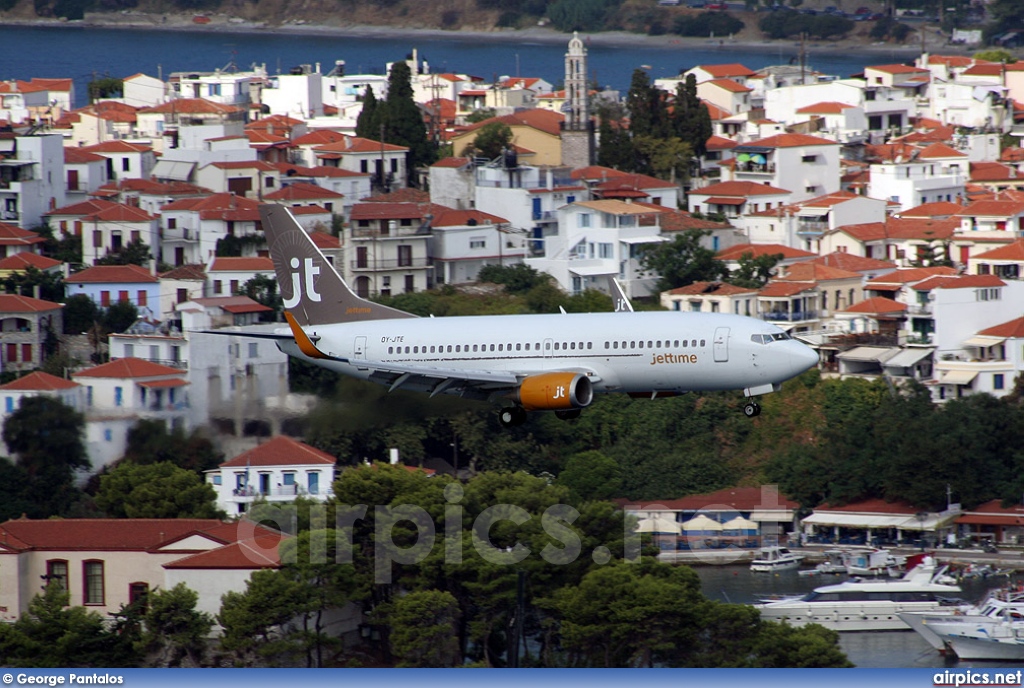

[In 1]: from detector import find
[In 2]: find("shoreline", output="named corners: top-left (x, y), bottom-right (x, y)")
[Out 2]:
top-left (0, 13), bottom-right (936, 57)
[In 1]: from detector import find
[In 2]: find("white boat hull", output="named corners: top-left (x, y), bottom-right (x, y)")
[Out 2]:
top-left (942, 633), bottom-right (1024, 661)
top-left (751, 560), bottom-right (802, 572)
top-left (758, 601), bottom-right (953, 632)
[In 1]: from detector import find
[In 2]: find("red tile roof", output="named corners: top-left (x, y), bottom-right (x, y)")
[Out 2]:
top-left (971, 240), bottom-right (1024, 261)
top-left (805, 252), bottom-right (896, 272)
top-left (68, 264), bottom-right (158, 284)
top-left (0, 371), bottom-right (79, 391)
top-left (162, 532), bottom-right (284, 569)
top-left (917, 142), bottom-right (966, 159)
top-left (758, 281), bottom-right (817, 297)
top-left (74, 357), bottom-right (186, 379)
top-left (220, 435), bottom-right (337, 468)
top-left (692, 180), bottom-right (790, 197)
top-left (957, 199), bottom-right (1024, 217)
top-left (840, 218), bottom-right (959, 242)
top-left (705, 78), bottom-right (752, 93)
top-left (796, 101), bottom-right (856, 115)
top-left (208, 257), bottom-right (274, 272)
top-left (778, 262), bottom-right (860, 281)
top-left (717, 243), bottom-right (815, 261)
top-left (0, 294), bottom-right (62, 313)
top-left (666, 281), bottom-right (757, 296)
top-left (463, 109), bottom-right (565, 138)
top-left (913, 274), bottom-right (1006, 291)
top-left (866, 267), bottom-right (957, 286)
top-left (141, 98), bottom-right (244, 116)
top-left (0, 222), bottom-right (45, 246)
top-left (842, 296), bottom-right (907, 314)
top-left (979, 317), bottom-right (1024, 339)
top-left (696, 64), bottom-right (757, 79)
top-left (0, 518), bottom-right (248, 551)
top-left (0, 253), bottom-right (61, 271)
top-left (742, 133), bottom-right (839, 148)
top-left (263, 181), bottom-right (344, 201)
top-left (898, 201), bottom-right (965, 218)
top-left (431, 156), bottom-right (473, 169)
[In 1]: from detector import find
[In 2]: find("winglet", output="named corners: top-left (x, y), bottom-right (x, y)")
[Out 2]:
top-left (284, 311), bottom-right (330, 360)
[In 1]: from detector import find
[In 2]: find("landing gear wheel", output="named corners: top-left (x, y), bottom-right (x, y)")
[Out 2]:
top-left (554, 409), bottom-right (581, 421)
top-left (743, 402), bottom-right (761, 418)
top-left (499, 405), bottom-right (527, 428)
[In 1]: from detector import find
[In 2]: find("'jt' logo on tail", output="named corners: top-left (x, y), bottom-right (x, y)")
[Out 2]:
top-left (283, 257), bottom-right (322, 309)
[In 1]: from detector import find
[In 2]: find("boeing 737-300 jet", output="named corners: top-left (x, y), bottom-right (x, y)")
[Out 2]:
top-left (247, 205), bottom-right (818, 427)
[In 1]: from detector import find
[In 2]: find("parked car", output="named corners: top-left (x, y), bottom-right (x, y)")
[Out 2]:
top-left (705, 3), bottom-right (728, 10)
top-left (854, 6), bottom-right (871, 13)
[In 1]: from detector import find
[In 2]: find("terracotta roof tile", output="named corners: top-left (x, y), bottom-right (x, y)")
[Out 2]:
top-left (842, 296), bottom-right (907, 314)
top-left (717, 243), bottom-right (814, 261)
top-left (220, 435), bottom-right (337, 468)
top-left (0, 294), bottom-right (63, 313)
top-left (73, 357), bottom-right (187, 379)
top-left (0, 371), bottom-right (79, 391)
top-left (979, 317), bottom-right (1024, 339)
top-left (0, 518), bottom-right (238, 551)
top-left (0, 253), bottom-right (61, 271)
top-left (208, 257), bottom-right (274, 272)
top-left (68, 264), bottom-right (158, 284)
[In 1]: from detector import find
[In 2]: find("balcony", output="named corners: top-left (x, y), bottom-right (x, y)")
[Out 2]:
top-left (162, 227), bottom-right (199, 243)
top-left (532, 210), bottom-right (557, 222)
top-left (761, 310), bottom-right (819, 323)
top-left (230, 485), bottom-right (334, 501)
top-left (350, 257), bottom-right (431, 271)
top-left (733, 162), bottom-right (776, 176)
top-left (796, 220), bottom-right (829, 237)
top-left (351, 226), bottom-right (428, 239)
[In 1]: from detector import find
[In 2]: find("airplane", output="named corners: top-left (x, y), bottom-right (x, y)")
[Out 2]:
top-left (241, 204), bottom-right (819, 428)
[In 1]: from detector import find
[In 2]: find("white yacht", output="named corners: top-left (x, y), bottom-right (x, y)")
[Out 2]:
top-left (923, 616), bottom-right (1024, 661)
top-left (898, 588), bottom-right (1024, 653)
top-left (755, 555), bottom-right (962, 631)
top-left (750, 546), bottom-right (804, 573)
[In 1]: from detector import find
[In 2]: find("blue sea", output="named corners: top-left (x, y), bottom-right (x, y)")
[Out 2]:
top-left (0, 23), bottom-right (916, 107)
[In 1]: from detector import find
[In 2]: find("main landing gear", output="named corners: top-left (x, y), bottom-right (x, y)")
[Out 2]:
top-left (499, 406), bottom-right (527, 428)
top-left (554, 409), bottom-right (581, 421)
top-left (743, 401), bottom-right (762, 418)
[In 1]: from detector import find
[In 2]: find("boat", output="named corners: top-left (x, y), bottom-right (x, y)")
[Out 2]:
top-left (799, 548), bottom-right (849, 577)
top-left (844, 548), bottom-right (906, 577)
top-left (924, 616), bottom-right (1024, 661)
top-left (898, 589), bottom-right (1024, 656)
top-left (750, 546), bottom-right (804, 572)
top-left (755, 554), bottom-right (963, 631)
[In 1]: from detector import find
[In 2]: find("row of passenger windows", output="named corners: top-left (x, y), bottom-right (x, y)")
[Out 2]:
top-left (385, 339), bottom-right (706, 355)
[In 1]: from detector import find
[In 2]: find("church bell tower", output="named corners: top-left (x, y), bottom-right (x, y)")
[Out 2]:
top-left (560, 31), bottom-right (594, 170)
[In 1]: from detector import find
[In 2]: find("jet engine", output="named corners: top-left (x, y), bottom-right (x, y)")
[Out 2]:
top-left (515, 372), bottom-right (593, 411)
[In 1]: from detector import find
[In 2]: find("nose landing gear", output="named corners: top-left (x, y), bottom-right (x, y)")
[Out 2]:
top-left (499, 405), bottom-right (528, 428)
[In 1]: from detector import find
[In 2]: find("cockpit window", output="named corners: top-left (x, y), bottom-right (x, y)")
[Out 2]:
top-left (752, 333), bottom-right (792, 345)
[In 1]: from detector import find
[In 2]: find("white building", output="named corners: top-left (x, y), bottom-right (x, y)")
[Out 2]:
top-left (867, 143), bottom-right (967, 211)
top-left (525, 199), bottom-right (665, 298)
top-left (71, 357), bottom-right (191, 469)
top-left (0, 133), bottom-right (66, 229)
top-left (428, 207), bottom-right (523, 284)
top-left (0, 372), bottom-right (85, 456)
top-left (205, 435), bottom-right (337, 516)
top-left (723, 133), bottom-right (841, 203)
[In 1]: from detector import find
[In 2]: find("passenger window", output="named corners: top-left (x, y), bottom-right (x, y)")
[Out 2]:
top-left (545, 342), bottom-right (551, 350)
top-left (656, 340), bottom-right (662, 347)
top-left (647, 341), bottom-right (652, 348)
top-left (447, 345), bottom-right (453, 353)
top-left (388, 346), bottom-right (393, 354)
top-left (587, 342), bottom-right (592, 350)
top-left (613, 341), bottom-right (619, 349)
top-left (700, 339), bottom-right (706, 347)
top-left (405, 346), bottom-right (410, 354)
top-left (490, 344), bottom-right (495, 352)
top-left (516, 343), bottom-right (521, 351)
top-left (638, 341), bottom-right (644, 349)
top-left (673, 340), bottom-right (680, 347)
top-left (554, 343), bottom-right (560, 351)
top-left (525, 343), bottom-right (531, 351)
top-left (473, 345), bottom-right (478, 352)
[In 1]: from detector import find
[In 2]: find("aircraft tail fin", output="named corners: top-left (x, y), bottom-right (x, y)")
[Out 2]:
top-left (260, 204), bottom-right (416, 326)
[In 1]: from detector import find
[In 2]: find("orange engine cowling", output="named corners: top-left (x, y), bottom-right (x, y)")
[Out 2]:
top-left (515, 372), bottom-right (593, 411)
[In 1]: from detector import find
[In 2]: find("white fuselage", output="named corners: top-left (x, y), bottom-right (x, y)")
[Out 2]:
top-left (277, 311), bottom-right (817, 395)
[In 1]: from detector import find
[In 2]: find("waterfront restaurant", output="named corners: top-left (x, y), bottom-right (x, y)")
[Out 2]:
top-left (953, 500), bottom-right (1024, 546)
top-left (800, 498), bottom-right (961, 548)
top-left (620, 486), bottom-right (801, 550)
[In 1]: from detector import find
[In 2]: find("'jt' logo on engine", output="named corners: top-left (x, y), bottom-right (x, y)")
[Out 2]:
top-left (283, 257), bottom-right (322, 308)
top-left (553, 386), bottom-right (566, 399)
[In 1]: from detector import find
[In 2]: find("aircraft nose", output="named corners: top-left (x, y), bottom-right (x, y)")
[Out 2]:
top-left (793, 342), bottom-right (818, 374)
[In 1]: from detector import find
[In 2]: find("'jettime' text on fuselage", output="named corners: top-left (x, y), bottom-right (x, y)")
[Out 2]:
top-left (650, 353), bottom-right (698, 365)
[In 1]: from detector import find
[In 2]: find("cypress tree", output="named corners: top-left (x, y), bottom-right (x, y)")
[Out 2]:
top-left (355, 86), bottom-right (380, 140)
top-left (380, 60), bottom-right (437, 186)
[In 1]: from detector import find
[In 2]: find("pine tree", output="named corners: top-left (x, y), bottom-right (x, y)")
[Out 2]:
top-left (355, 86), bottom-right (380, 140)
top-left (380, 60), bottom-right (437, 186)
top-left (672, 74), bottom-right (712, 159)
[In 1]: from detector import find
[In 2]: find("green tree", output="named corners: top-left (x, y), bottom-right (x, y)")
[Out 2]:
top-left (383, 589), bottom-right (461, 667)
top-left (625, 68), bottom-right (665, 141)
top-left (141, 583), bottom-right (213, 667)
top-left (355, 85), bottom-right (381, 140)
top-left (477, 263), bottom-right (552, 294)
top-left (596, 116), bottom-right (635, 170)
top-left (219, 568), bottom-right (313, 666)
top-left (62, 293), bottom-right (100, 335)
top-left (639, 230), bottom-right (728, 291)
top-left (380, 60), bottom-right (438, 185)
top-left (87, 75), bottom-right (122, 102)
top-left (556, 450), bottom-right (623, 500)
top-left (469, 121), bottom-right (514, 161)
top-left (974, 48), bottom-right (1017, 63)
top-left (95, 237), bottom-right (153, 266)
top-left (102, 299), bottom-right (138, 333)
top-left (634, 135), bottom-right (694, 182)
top-left (2, 266), bottom-right (65, 302)
top-left (238, 274), bottom-right (283, 322)
top-left (0, 583), bottom-right (137, 667)
top-left (121, 418), bottom-right (223, 473)
top-left (547, 0), bottom-right (613, 31)
top-left (672, 74), bottom-right (713, 159)
top-left (94, 461), bottom-right (223, 519)
top-left (2, 396), bottom-right (88, 517)
top-left (464, 108), bottom-right (497, 124)
top-left (729, 251), bottom-right (783, 288)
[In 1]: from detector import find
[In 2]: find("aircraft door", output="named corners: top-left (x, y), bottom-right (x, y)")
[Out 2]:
top-left (354, 336), bottom-right (367, 360)
top-left (713, 327), bottom-right (729, 363)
